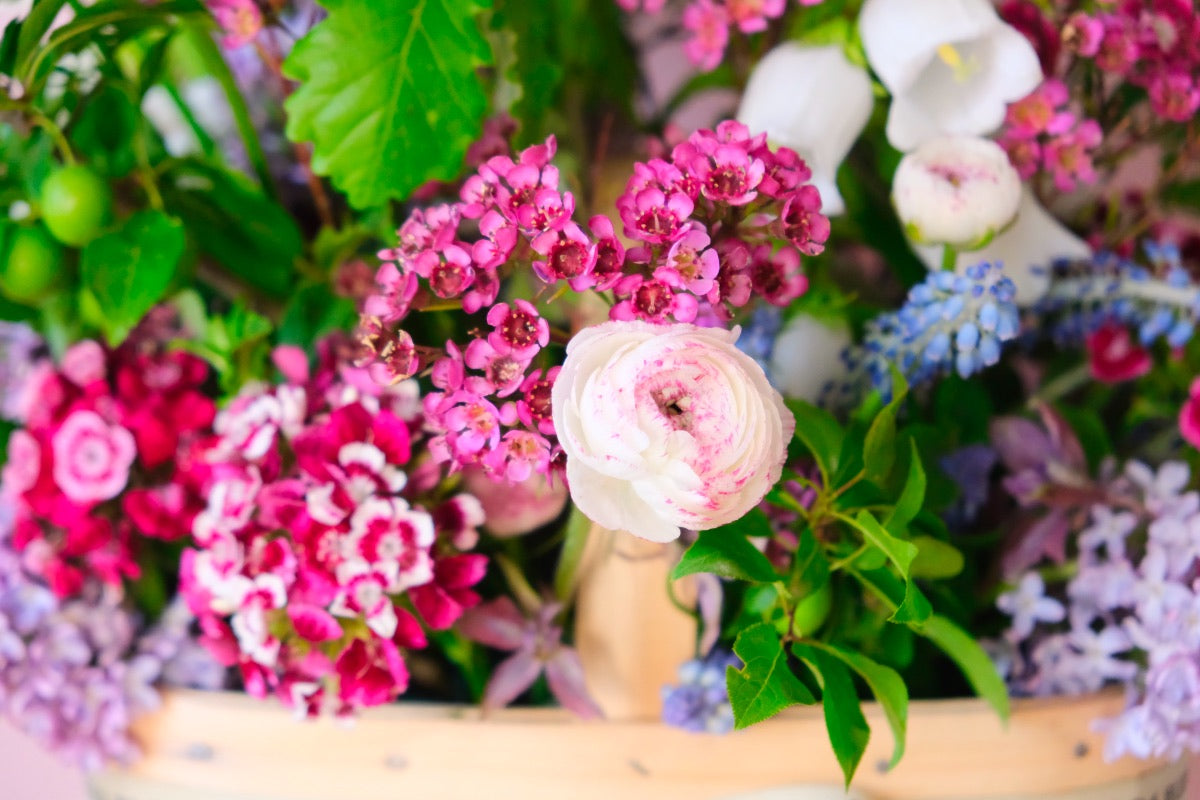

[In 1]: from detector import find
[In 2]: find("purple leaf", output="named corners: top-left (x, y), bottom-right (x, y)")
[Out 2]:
top-left (1001, 509), bottom-right (1071, 577)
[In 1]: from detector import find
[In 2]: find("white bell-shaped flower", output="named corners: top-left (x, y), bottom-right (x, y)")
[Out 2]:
top-left (893, 135), bottom-right (1021, 248)
top-left (859, 0), bottom-right (1042, 151)
top-left (737, 43), bottom-right (874, 215)
top-left (914, 188), bottom-right (1092, 307)
top-left (769, 313), bottom-right (852, 402)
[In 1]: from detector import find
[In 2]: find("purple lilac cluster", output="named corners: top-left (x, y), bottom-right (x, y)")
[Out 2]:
top-left (997, 460), bottom-right (1200, 761)
top-left (0, 321), bottom-right (44, 422)
top-left (661, 649), bottom-right (739, 733)
top-left (0, 508), bottom-right (223, 770)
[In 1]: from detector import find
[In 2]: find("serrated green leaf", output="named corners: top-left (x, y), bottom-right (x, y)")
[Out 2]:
top-left (917, 614), bottom-right (1009, 721)
top-left (796, 646), bottom-right (870, 788)
top-left (910, 535), bottom-right (964, 579)
top-left (843, 510), bottom-right (917, 577)
top-left (884, 439), bottom-right (926, 535)
top-left (81, 210), bottom-right (184, 345)
top-left (727, 622), bottom-right (815, 728)
top-left (282, 0), bottom-right (493, 209)
top-left (672, 510), bottom-right (779, 583)
top-left (803, 642), bottom-right (908, 770)
top-left (786, 398), bottom-right (844, 486)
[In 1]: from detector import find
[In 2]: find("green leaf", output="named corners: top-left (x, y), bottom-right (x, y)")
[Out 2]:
top-left (910, 535), bottom-right (964, 579)
top-left (888, 579), bottom-right (932, 624)
top-left (81, 210), bottom-right (184, 345)
top-left (727, 623), bottom-right (815, 728)
top-left (69, 84), bottom-right (139, 178)
top-left (1162, 179), bottom-right (1200, 210)
top-left (862, 372), bottom-right (905, 482)
top-left (843, 510), bottom-right (917, 577)
top-left (917, 614), bottom-right (1010, 721)
top-left (493, 0), bottom-right (563, 141)
top-left (804, 642), bottom-right (909, 770)
top-left (672, 509), bottom-right (779, 583)
top-left (796, 646), bottom-right (870, 787)
top-left (883, 439), bottom-right (926, 534)
top-left (786, 399), bottom-right (844, 485)
top-left (161, 160), bottom-right (300, 297)
top-left (282, 0), bottom-right (493, 209)
top-left (16, 0), bottom-right (71, 68)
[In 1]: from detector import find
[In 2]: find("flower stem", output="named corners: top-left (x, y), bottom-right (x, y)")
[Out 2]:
top-left (940, 245), bottom-right (957, 272)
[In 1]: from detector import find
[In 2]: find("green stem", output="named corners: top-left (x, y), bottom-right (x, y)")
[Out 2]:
top-left (180, 22), bottom-right (276, 199)
top-left (29, 108), bottom-right (74, 165)
top-left (1027, 362), bottom-right (1090, 409)
top-left (940, 245), bottom-right (957, 272)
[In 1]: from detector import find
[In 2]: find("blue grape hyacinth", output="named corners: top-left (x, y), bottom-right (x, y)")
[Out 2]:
top-left (1036, 241), bottom-right (1200, 349)
top-left (826, 261), bottom-right (1020, 406)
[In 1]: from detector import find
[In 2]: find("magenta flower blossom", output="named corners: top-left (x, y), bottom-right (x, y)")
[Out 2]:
top-left (682, 0), bottom-right (730, 72)
top-left (207, 0), bottom-right (263, 48)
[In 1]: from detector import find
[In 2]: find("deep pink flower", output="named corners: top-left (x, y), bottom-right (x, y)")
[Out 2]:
top-left (1005, 81), bottom-right (1074, 139)
top-left (1000, 134), bottom-right (1042, 179)
top-left (486, 300), bottom-right (550, 361)
top-left (51, 410), bottom-right (136, 505)
top-left (749, 245), bottom-right (809, 306)
top-left (612, 275), bottom-right (698, 323)
top-left (409, 553), bottom-right (487, 630)
top-left (531, 223), bottom-right (597, 285)
top-left (515, 368), bottom-right (558, 436)
top-left (334, 636), bottom-right (409, 710)
top-left (1064, 12), bottom-right (1104, 57)
top-left (725, 0), bottom-right (784, 33)
top-left (682, 0), bottom-right (730, 71)
top-left (207, 0), bottom-right (263, 48)
top-left (694, 144), bottom-right (765, 206)
top-left (778, 186), bottom-right (830, 255)
top-left (1043, 120), bottom-right (1102, 191)
top-left (1180, 378), bottom-right (1200, 450)
top-left (655, 226), bottom-right (720, 295)
top-left (1149, 72), bottom-right (1200, 122)
top-left (464, 337), bottom-right (530, 397)
top-left (587, 215), bottom-right (627, 291)
top-left (620, 187), bottom-right (694, 245)
top-left (1087, 325), bottom-right (1152, 383)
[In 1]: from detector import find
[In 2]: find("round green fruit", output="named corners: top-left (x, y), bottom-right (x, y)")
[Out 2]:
top-left (39, 165), bottom-right (112, 246)
top-left (1, 224), bottom-right (64, 303)
top-left (791, 580), bottom-right (833, 638)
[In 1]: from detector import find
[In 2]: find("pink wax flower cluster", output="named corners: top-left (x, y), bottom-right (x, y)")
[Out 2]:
top-left (180, 338), bottom-right (487, 716)
top-left (0, 336), bottom-right (216, 598)
top-left (996, 460), bottom-right (1200, 761)
top-left (1066, 0), bottom-right (1200, 122)
top-left (207, 0), bottom-right (265, 49)
top-left (617, 0), bottom-right (824, 72)
top-left (358, 122), bottom-right (827, 485)
top-left (998, 80), bottom-right (1102, 192)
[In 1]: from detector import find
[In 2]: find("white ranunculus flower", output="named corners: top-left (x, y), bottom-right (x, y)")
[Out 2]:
top-left (737, 43), bottom-right (874, 216)
top-left (769, 314), bottom-right (851, 403)
top-left (552, 321), bottom-right (794, 543)
top-left (893, 135), bottom-right (1021, 248)
top-left (914, 188), bottom-right (1092, 306)
top-left (859, 0), bottom-right (1042, 151)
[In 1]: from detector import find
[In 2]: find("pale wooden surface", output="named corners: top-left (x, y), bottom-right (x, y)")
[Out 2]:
top-left (574, 529), bottom-right (698, 719)
top-left (81, 689), bottom-right (1188, 800)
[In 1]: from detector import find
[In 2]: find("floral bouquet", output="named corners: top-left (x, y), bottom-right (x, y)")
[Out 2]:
top-left (0, 0), bottom-right (1199, 790)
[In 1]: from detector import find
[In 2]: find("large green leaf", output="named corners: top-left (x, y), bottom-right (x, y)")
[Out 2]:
top-left (796, 646), bottom-right (870, 788)
top-left (884, 439), bottom-right (926, 535)
top-left (81, 210), bottom-right (184, 345)
top-left (803, 642), bottom-right (909, 770)
top-left (282, 0), bottom-right (493, 209)
top-left (672, 509), bottom-right (779, 583)
top-left (727, 623), bottom-right (815, 728)
top-left (919, 615), bottom-right (1010, 720)
top-left (787, 399), bottom-right (844, 485)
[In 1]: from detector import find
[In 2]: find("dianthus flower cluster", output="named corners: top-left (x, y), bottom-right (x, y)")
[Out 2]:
top-left (1065, 0), bottom-right (1200, 122)
top-left (0, 334), bottom-right (215, 598)
top-left (998, 80), bottom-right (1102, 191)
top-left (181, 338), bottom-right (486, 716)
top-left (617, 0), bottom-right (824, 72)
top-left (358, 122), bottom-right (828, 482)
top-left (997, 460), bottom-right (1200, 761)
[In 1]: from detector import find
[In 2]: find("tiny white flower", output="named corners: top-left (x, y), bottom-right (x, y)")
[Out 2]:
top-left (914, 188), bottom-right (1093, 307)
top-left (737, 43), bottom-right (874, 215)
top-left (768, 313), bottom-right (851, 402)
top-left (997, 572), bottom-right (1064, 640)
top-left (892, 135), bottom-right (1021, 248)
top-left (859, 0), bottom-right (1042, 151)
